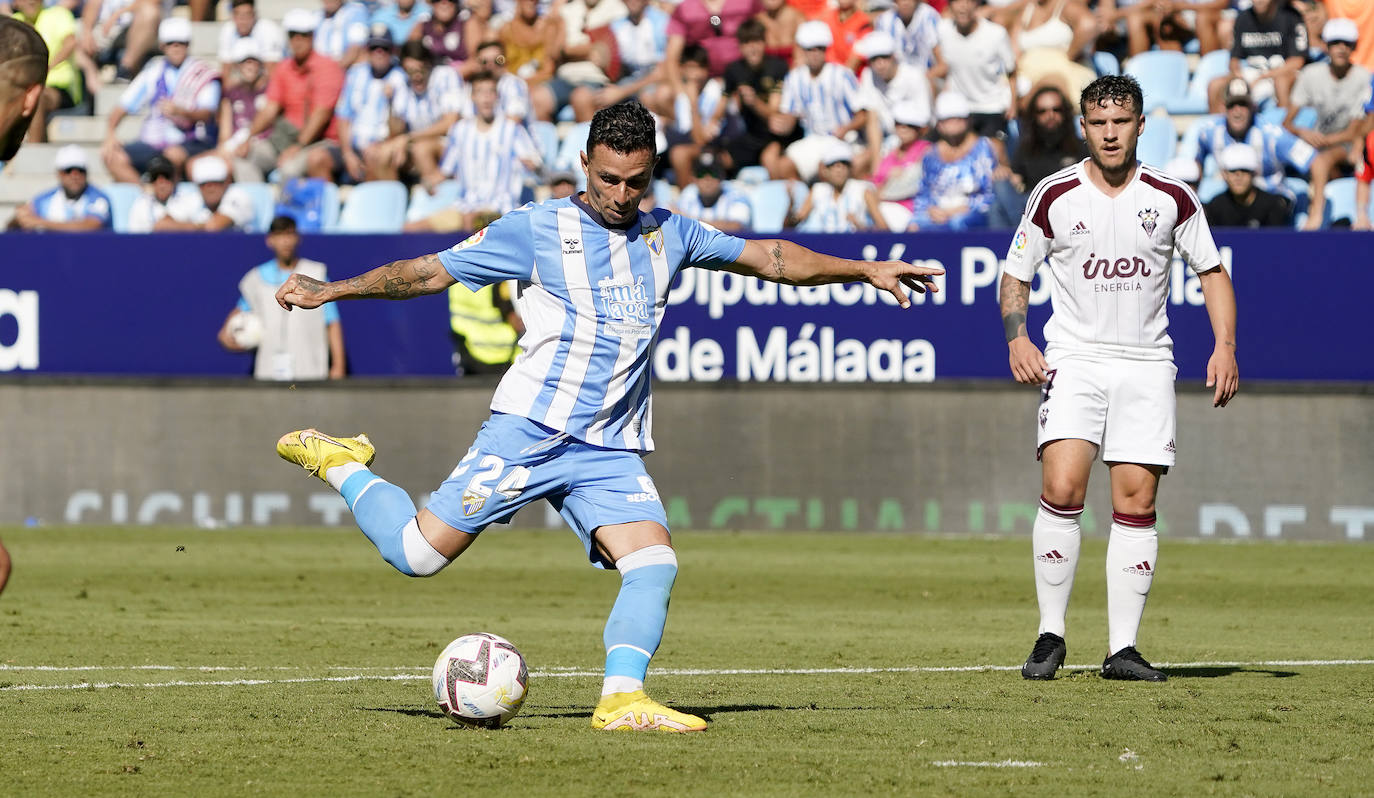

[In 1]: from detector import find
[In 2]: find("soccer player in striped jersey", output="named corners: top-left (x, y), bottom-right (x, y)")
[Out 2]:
top-left (274, 100), bottom-right (942, 732)
top-left (1002, 76), bottom-right (1239, 683)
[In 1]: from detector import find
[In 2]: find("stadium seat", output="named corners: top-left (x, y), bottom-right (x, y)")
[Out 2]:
top-left (235, 182), bottom-right (276, 233)
top-left (1257, 105), bottom-right (1288, 127)
top-left (1092, 51), bottom-right (1120, 77)
top-left (553, 122), bottom-right (591, 190)
top-left (735, 165), bottom-right (770, 186)
top-left (1196, 175), bottom-right (1226, 203)
top-left (406, 180), bottom-right (461, 223)
top-left (1166, 49), bottom-right (1230, 115)
top-left (103, 183), bottom-right (142, 233)
top-left (1137, 120), bottom-right (1177, 168)
top-left (750, 180), bottom-right (794, 233)
top-left (530, 121), bottom-right (561, 170)
top-left (1123, 51), bottom-right (1190, 113)
top-left (1322, 177), bottom-right (1358, 228)
top-left (332, 180), bottom-right (407, 233)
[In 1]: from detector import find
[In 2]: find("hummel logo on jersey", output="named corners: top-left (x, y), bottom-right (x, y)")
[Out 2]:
top-left (1036, 549), bottom-right (1069, 564)
top-left (1164, 439), bottom-right (1176, 454)
top-left (1123, 561), bottom-right (1153, 576)
top-left (563, 237), bottom-right (582, 255)
top-left (1071, 221), bottom-right (1089, 235)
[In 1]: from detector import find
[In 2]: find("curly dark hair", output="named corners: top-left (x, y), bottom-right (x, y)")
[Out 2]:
top-left (1079, 75), bottom-right (1143, 118)
top-left (1017, 86), bottom-right (1082, 159)
top-left (587, 100), bottom-right (657, 158)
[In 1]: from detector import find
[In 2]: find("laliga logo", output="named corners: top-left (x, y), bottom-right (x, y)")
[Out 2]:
top-left (0, 290), bottom-right (39, 372)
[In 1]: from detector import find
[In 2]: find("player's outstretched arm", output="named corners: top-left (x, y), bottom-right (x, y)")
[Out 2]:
top-left (276, 253), bottom-right (458, 310)
top-left (1198, 266), bottom-right (1238, 408)
top-left (1000, 272), bottom-right (1049, 384)
top-left (728, 239), bottom-right (942, 309)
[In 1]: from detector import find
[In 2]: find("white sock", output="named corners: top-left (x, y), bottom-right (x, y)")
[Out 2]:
top-left (1033, 497), bottom-right (1083, 638)
top-left (325, 461), bottom-right (368, 492)
top-left (601, 676), bottom-right (643, 696)
top-left (1105, 514), bottom-right (1158, 656)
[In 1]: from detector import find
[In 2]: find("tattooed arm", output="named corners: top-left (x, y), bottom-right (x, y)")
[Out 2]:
top-left (275, 253), bottom-right (458, 311)
top-left (1000, 272), bottom-right (1049, 384)
top-left (726, 239), bottom-right (943, 309)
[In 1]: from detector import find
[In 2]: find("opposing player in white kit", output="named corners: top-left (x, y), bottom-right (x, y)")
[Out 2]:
top-left (1000, 76), bottom-right (1239, 682)
top-left (271, 101), bottom-right (943, 731)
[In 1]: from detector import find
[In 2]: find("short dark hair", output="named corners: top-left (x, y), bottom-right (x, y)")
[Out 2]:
top-left (468, 69), bottom-right (497, 88)
top-left (0, 16), bottom-right (49, 93)
top-left (144, 155), bottom-right (176, 181)
top-left (230, 0), bottom-right (255, 8)
top-left (268, 215), bottom-right (298, 234)
top-left (1080, 75), bottom-right (1143, 117)
top-left (399, 40), bottom-right (430, 64)
top-left (681, 43), bottom-right (710, 68)
top-left (736, 18), bottom-right (766, 44)
top-left (586, 100), bottom-right (656, 158)
top-left (475, 39), bottom-right (504, 54)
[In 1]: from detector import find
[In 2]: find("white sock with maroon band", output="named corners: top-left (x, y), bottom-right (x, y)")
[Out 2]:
top-left (1033, 496), bottom-right (1083, 638)
top-left (1106, 512), bottom-right (1159, 656)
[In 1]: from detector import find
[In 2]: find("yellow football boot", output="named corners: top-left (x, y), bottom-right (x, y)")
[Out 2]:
top-left (591, 690), bottom-right (707, 732)
top-left (276, 429), bottom-right (376, 482)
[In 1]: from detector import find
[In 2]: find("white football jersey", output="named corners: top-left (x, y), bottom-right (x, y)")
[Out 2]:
top-left (1004, 159), bottom-right (1221, 360)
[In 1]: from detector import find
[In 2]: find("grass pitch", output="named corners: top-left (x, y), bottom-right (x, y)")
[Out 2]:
top-left (1, 527), bottom-right (1371, 797)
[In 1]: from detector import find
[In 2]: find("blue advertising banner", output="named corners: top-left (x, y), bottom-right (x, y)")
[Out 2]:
top-left (0, 229), bottom-right (1368, 381)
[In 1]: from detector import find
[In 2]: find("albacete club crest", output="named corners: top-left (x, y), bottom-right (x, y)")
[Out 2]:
top-left (1138, 208), bottom-right (1158, 237)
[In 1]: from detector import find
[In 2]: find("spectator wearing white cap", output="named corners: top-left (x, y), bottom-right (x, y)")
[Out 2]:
top-left (317, 0), bottom-right (372, 69)
top-left (101, 17), bottom-right (222, 185)
top-left (241, 9), bottom-right (346, 182)
top-left (872, 0), bottom-right (942, 71)
top-left (909, 90), bottom-right (997, 230)
top-left (218, 0), bottom-right (285, 88)
top-left (9, 145), bottom-right (111, 231)
top-left (216, 38), bottom-right (276, 182)
top-left (1286, 18), bottom-right (1371, 229)
top-left (789, 136), bottom-right (887, 233)
top-left (157, 155), bottom-right (257, 232)
top-left (854, 30), bottom-right (931, 166)
top-left (872, 99), bottom-right (931, 211)
top-left (938, 0), bottom-right (1016, 140)
top-left (1203, 143), bottom-right (1292, 228)
top-left (773, 20), bottom-right (867, 181)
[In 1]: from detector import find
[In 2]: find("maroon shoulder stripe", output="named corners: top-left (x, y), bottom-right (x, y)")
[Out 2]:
top-left (1028, 177), bottom-right (1079, 240)
top-left (1139, 170), bottom-right (1199, 225)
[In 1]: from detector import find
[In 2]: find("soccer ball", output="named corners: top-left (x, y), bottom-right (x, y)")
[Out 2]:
top-left (227, 312), bottom-right (263, 349)
top-left (431, 633), bottom-right (529, 728)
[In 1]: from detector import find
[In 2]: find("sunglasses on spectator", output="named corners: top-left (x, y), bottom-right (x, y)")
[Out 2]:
top-left (1328, 39), bottom-right (1356, 48)
top-left (478, 54), bottom-right (506, 66)
top-left (1035, 105), bottom-right (1065, 115)
top-left (288, 31), bottom-right (312, 39)
top-left (60, 167), bottom-right (86, 174)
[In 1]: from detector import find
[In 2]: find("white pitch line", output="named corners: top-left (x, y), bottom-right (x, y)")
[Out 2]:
top-left (932, 760), bottom-right (1044, 768)
top-left (2, 659), bottom-right (1371, 693)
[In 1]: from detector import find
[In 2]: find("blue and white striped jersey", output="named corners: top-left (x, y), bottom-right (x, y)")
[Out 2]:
top-left (314, 2), bottom-right (369, 62)
top-left (799, 179), bottom-right (874, 233)
top-left (780, 63), bottom-right (861, 138)
top-left (440, 117), bottom-right (541, 214)
top-left (30, 186), bottom-right (112, 227)
top-left (460, 73), bottom-right (532, 122)
top-left (1178, 116), bottom-right (1318, 198)
top-left (609, 7), bottom-right (669, 77)
top-left (873, 5), bottom-right (941, 69)
top-left (120, 57), bottom-right (221, 148)
top-left (336, 62), bottom-right (408, 148)
top-left (437, 197), bottom-right (747, 451)
top-left (391, 64), bottom-right (463, 132)
top-left (674, 184), bottom-right (752, 228)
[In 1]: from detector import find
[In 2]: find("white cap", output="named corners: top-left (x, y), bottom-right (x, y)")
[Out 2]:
top-left (229, 37), bottom-right (263, 63)
top-left (796, 20), bottom-right (834, 50)
top-left (1219, 143), bottom-right (1260, 173)
top-left (282, 8), bottom-right (319, 34)
top-left (158, 17), bottom-right (192, 44)
top-left (190, 156), bottom-right (230, 183)
top-left (854, 31), bottom-right (896, 60)
top-left (1322, 17), bottom-right (1359, 44)
top-left (891, 100), bottom-right (930, 128)
top-left (934, 91), bottom-right (970, 121)
top-left (820, 138), bottom-right (853, 166)
top-left (1163, 157), bottom-right (1200, 183)
top-left (54, 144), bottom-right (88, 171)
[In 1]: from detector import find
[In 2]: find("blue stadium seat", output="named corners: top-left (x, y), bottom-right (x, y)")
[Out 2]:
top-left (235, 182), bottom-right (276, 232)
top-left (1137, 120), bottom-right (1177, 168)
top-left (407, 180), bottom-right (461, 224)
top-left (1167, 49), bottom-right (1230, 115)
top-left (1322, 177), bottom-right (1358, 228)
top-left (103, 183), bottom-right (142, 233)
top-left (750, 180), bottom-right (794, 233)
top-left (735, 165), bottom-right (770, 186)
top-left (529, 121), bottom-right (561, 170)
top-left (1196, 175), bottom-right (1226, 203)
top-left (332, 181), bottom-right (407, 232)
top-left (1284, 176), bottom-right (1311, 221)
top-left (1093, 51), bottom-right (1120, 77)
top-left (1123, 51), bottom-right (1190, 113)
top-left (553, 122), bottom-right (591, 190)
top-left (1257, 105), bottom-right (1288, 127)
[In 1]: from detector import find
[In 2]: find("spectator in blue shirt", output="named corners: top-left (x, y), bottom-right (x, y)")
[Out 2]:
top-left (8, 144), bottom-right (112, 231)
top-left (316, 0), bottom-right (371, 68)
top-left (909, 90), bottom-right (996, 230)
top-left (335, 24), bottom-right (408, 182)
top-left (371, 0), bottom-right (430, 46)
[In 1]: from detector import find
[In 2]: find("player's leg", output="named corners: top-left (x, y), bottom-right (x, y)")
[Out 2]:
top-left (1101, 462), bottom-right (1167, 681)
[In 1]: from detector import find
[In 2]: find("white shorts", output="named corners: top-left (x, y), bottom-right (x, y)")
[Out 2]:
top-left (1035, 353), bottom-right (1178, 467)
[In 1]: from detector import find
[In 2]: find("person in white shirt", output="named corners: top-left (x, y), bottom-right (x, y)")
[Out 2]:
top-left (383, 39), bottom-right (463, 190)
top-left (126, 154), bottom-right (177, 232)
top-left (673, 153), bottom-right (752, 231)
top-left (1001, 75), bottom-right (1238, 684)
top-left (335, 24), bottom-right (408, 182)
top-left (218, 0), bottom-right (285, 87)
top-left (937, 0), bottom-right (1016, 140)
top-left (854, 31), bottom-right (931, 167)
top-left (774, 20), bottom-right (867, 181)
top-left (790, 137), bottom-right (887, 232)
top-left (159, 155), bottom-right (257, 231)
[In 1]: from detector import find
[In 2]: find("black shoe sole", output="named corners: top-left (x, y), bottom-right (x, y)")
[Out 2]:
top-left (1101, 669), bottom-right (1167, 682)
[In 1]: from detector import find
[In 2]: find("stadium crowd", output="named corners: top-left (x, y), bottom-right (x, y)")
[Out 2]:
top-left (3, 0), bottom-right (1374, 233)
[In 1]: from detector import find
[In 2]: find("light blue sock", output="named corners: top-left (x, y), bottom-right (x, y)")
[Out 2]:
top-left (340, 470), bottom-right (421, 576)
top-left (603, 548), bottom-right (678, 694)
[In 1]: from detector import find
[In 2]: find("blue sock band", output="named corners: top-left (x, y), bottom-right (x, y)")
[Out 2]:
top-left (603, 563), bottom-right (677, 682)
top-left (340, 470), bottom-right (419, 576)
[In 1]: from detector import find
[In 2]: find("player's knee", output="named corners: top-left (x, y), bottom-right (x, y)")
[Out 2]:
top-left (1042, 479), bottom-right (1086, 508)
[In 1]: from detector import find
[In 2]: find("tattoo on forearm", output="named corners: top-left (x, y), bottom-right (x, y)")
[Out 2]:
top-left (295, 275), bottom-right (326, 295)
top-left (342, 253), bottom-right (443, 300)
top-left (999, 274), bottom-right (1030, 342)
top-left (770, 242), bottom-right (785, 279)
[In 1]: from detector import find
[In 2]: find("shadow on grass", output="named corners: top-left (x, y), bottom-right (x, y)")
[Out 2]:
top-left (358, 703), bottom-right (791, 723)
top-left (1161, 667), bottom-right (1299, 679)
